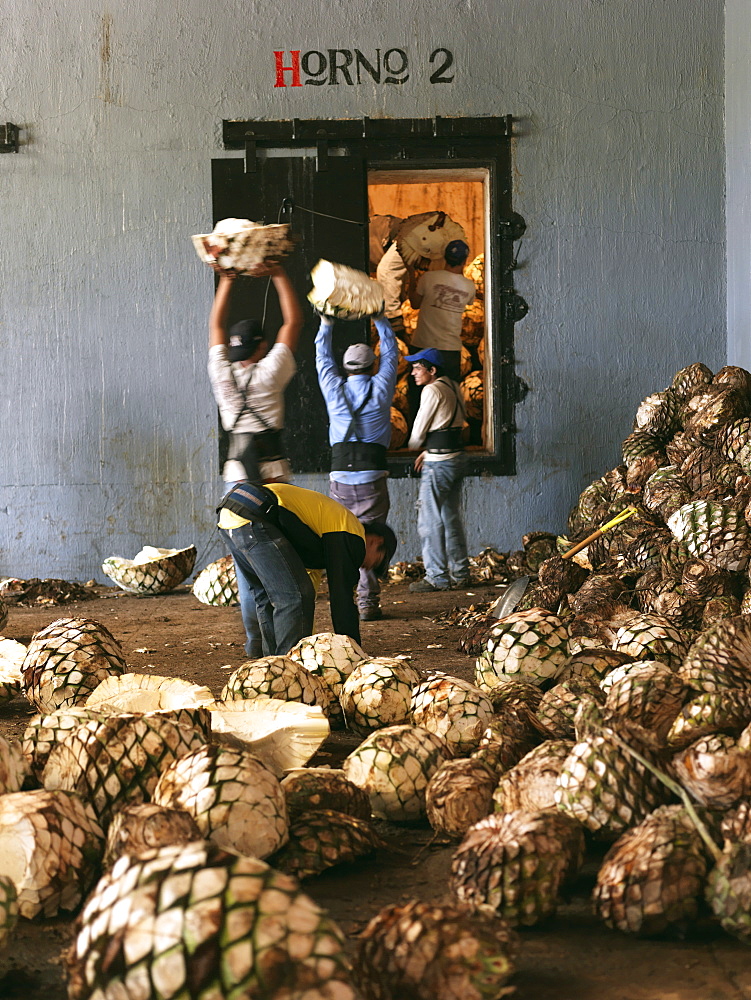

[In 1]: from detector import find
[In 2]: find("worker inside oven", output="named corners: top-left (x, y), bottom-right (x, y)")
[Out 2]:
top-left (315, 310), bottom-right (399, 621)
top-left (405, 239), bottom-right (475, 385)
top-left (405, 346), bottom-right (470, 593)
top-left (370, 214), bottom-right (408, 338)
top-left (207, 261), bottom-right (303, 656)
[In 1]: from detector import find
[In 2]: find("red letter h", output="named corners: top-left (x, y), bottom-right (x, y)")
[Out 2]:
top-left (274, 51), bottom-right (302, 88)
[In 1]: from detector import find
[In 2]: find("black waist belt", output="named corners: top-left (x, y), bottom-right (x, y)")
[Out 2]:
top-left (331, 441), bottom-right (388, 472)
top-left (426, 427), bottom-right (463, 452)
top-left (217, 482), bottom-right (279, 522)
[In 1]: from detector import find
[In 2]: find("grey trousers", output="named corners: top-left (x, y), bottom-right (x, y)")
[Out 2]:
top-left (330, 477), bottom-right (390, 610)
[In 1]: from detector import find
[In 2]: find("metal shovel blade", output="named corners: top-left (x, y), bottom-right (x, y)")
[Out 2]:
top-left (489, 576), bottom-right (530, 619)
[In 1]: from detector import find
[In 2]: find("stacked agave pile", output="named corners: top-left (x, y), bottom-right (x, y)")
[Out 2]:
top-left (421, 362), bottom-right (751, 945)
top-left (559, 363), bottom-right (751, 624)
top-left (11, 370), bottom-right (751, 999)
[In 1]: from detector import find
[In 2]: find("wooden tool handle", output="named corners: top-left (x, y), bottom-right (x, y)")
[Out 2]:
top-left (560, 527), bottom-right (603, 560)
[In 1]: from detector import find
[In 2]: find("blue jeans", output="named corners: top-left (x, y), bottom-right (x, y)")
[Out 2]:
top-left (417, 456), bottom-right (469, 588)
top-left (220, 519), bottom-right (315, 657)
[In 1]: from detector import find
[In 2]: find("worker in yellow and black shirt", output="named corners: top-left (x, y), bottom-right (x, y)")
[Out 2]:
top-left (217, 482), bottom-right (397, 655)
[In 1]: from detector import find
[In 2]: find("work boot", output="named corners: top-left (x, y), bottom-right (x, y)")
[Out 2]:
top-left (360, 606), bottom-right (383, 621)
top-left (408, 579), bottom-right (449, 593)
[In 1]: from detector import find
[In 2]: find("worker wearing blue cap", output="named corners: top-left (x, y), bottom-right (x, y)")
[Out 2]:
top-left (404, 346), bottom-right (470, 592)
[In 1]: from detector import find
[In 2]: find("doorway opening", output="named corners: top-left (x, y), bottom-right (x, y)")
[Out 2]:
top-left (216, 115), bottom-right (523, 476)
top-left (367, 167), bottom-right (490, 453)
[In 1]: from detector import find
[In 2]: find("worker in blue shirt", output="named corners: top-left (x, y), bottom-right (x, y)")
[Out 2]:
top-left (315, 313), bottom-right (399, 621)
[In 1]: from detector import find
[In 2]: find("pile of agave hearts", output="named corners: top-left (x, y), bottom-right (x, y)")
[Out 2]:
top-left (440, 361), bottom-right (751, 949)
top-left (3, 357), bottom-right (751, 1000)
top-left (0, 602), bottom-right (750, 999)
top-left (0, 620), bottom-right (522, 1000)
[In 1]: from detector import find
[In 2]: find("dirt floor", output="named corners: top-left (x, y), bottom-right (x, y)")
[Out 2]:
top-left (1, 578), bottom-right (750, 1000)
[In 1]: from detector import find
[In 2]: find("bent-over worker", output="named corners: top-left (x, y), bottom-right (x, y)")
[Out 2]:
top-left (218, 482), bottom-right (397, 655)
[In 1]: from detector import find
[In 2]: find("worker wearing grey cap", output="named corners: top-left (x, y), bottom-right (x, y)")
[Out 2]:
top-left (315, 313), bottom-right (399, 621)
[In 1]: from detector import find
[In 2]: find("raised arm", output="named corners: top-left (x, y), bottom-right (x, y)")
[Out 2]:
top-left (207, 269), bottom-right (245, 428)
top-left (209, 270), bottom-right (236, 348)
top-left (271, 266), bottom-right (303, 352)
top-left (372, 314), bottom-right (398, 394)
top-left (314, 315), bottom-right (343, 398)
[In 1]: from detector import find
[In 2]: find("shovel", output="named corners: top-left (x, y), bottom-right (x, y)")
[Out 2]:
top-left (560, 505), bottom-right (638, 560)
top-left (488, 576), bottom-right (530, 619)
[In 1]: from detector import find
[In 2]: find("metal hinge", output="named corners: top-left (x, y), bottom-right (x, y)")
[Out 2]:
top-left (0, 123), bottom-right (19, 153)
top-left (316, 130), bottom-right (328, 172)
top-left (244, 132), bottom-right (256, 173)
top-left (498, 212), bottom-right (526, 240)
top-left (501, 291), bottom-right (529, 323)
top-left (512, 375), bottom-right (530, 403)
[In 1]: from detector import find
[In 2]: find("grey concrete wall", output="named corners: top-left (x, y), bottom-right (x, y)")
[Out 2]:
top-left (0, 0), bottom-right (726, 580)
top-left (726, 0), bottom-right (751, 370)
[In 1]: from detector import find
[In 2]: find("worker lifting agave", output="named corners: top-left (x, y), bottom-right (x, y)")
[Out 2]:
top-left (308, 259), bottom-right (385, 319)
top-left (192, 217), bottom-right (295, 273)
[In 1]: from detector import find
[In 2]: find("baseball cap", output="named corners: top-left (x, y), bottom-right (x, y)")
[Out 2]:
top-left (405, 347), bottom-right (444, 369)
top-left (343, 343), bottom-right (376, 373)
top-left (445, 239), bottom-right (469, 266)
top-left (228, 319), bottom-right (265, 361)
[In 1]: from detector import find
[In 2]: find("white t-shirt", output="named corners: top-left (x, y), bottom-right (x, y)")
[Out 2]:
top-left (408, 377), bottom-right (465, 462)
top-left (412, 269), bottom-right (476, 352)
top-left (208, 342), bottom-right (296, 482)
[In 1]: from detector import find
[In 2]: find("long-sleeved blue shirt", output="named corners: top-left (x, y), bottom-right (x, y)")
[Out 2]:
top-left (315, 315), bottom-right (398, 483)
